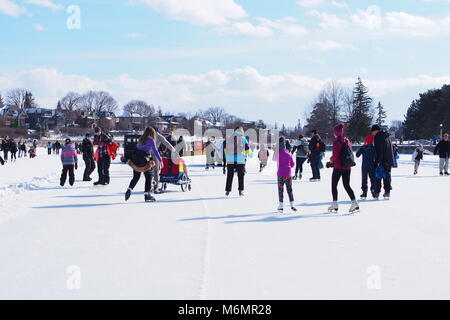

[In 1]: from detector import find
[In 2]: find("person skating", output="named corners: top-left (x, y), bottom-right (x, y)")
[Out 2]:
top-left (273, 137), bottom-right (297, 213)
top-left (258, 144), bottom-right (269, 172)
top-left (9, 139), bottom-right (17, 161)
top-left (434, 133), bottom-right (449, 176)
top-left (81, 132), bottom-right (96, 181)
top-left (125, 127), bottom-right (162, 202)
top-left (356, 135), bottom-right (377, 200)
top-left (153, 129), bottom-right (176, 193)
top-left (60, 138), bottom-right (78, 187)
top-left (93, 127), bottom-right (113, 186)
top-left (1, 137), bottom-right (10, 162)
top-left (392, 144), bottom-right (400, 168)
top-left (176, 136), bottom-right (186, 157)
top-left (204, 137), bottom-right (218, 170)
top-left (222, 139), bottom-right (227, 175)
top-left (46, 141), bottom-right (52, 155)
top-left (308, 130), bottom-right (325, 182)
top-left (224, 126), bottom-right (252, 197)
top-left (20, 141), bottom-right (27, 158)
top-left (371, 124), bottom-right (395, 200)
top-left (291, 134), bottom-right (309, 180)
top-left (412, 144), bottom-right (424, 175)
top-left (327, 124), bottom-right (359, 214)
top-left (54, 141), bottom-right (61, 155)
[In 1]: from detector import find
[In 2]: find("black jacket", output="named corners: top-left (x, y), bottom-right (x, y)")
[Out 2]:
top-left (374, 131), bottom-right (394, 168)
top-left (308, 135), bottom-right (322, 158)
top-left (81, 138), bottom-right (94, 158)
top-left (434, 140), bottom-right (449, 159)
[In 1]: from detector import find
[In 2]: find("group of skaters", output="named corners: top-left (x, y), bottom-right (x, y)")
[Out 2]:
top-left (0, 136), bottom-right (38, 165)
top-left (45, 141), bottom-right (62, 155)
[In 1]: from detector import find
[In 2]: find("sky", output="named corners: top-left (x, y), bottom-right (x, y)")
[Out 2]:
top-left (1, 0), bottom-right (450, 127)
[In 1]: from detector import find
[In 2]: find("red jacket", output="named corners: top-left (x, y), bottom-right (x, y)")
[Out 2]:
top-left (331, 137), bottom-right (352, 170)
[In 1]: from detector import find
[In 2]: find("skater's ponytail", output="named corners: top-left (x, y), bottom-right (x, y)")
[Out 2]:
top-left (139, 126), bottom-right (156, 144)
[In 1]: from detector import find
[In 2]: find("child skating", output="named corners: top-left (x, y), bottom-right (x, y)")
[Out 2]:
top-left (356, 135), bottom-right (377, 200)
top-left (60, 138), bottom-right (78, 187)
top-left (258, 145), bottom-right (269, 172)
top-left (273, 137), bottom-right (297, 213)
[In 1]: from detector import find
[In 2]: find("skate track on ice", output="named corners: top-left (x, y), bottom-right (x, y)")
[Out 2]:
top-left (0, 149), bottom-right (450, 299)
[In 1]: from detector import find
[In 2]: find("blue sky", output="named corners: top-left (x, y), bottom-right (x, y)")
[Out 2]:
top-left (1, 0), bottom-right (450, 127)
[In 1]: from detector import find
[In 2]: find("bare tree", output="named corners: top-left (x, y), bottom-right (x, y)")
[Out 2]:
top-left (6, 88), bottom-right (29, 127)
top-left (324, 80), bottom-right (345, 127)
top-left (80, 91), bottom-right (118, 118)
top-left (342, 88), bottom-right (354, 122)
top-left (58, 92), bottom-right (82, 127)
top-left (123, 100), bottom-right (155, 117)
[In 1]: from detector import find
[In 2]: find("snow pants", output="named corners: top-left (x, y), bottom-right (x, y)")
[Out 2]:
top-left (97, 155), bottom-right (111, 184)
top-left (60, 165), bottom-right (75, 186)
top-left (361, 167), bottom-right (376, 195)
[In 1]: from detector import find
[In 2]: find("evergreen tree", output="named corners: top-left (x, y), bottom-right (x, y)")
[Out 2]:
top-left (305, 102), bottom-right (333, 139)
top-left (347, 77), bottom-right (373, 142)
top-left (376, 101), bottom-right (387, 127)
top-left (24, 91), bottom-right (36, 109)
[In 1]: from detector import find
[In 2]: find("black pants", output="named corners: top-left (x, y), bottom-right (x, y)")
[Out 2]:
top-left (83, 156), bottom-right (96, 180)
top-left (97, 155), bottom-right (111, 184)
top-left (375, 165), bottom-right (392, 194)
top-left (361, 167), bottom-right (376, 195)
top-left (61, 165), bottom-right (75, 186)
top-left (332, 169), bottom-right (356, 201)
top-left (3, 150), bottom-right (8, 160)
top-left (295, 157), bottom-right (307, 176)
top-left (47, 148), bottom-right (52, 155)
top-left (225, 163), bottom-right (245, 192)
top-left (129, 170), bottom-right (153, 193)
top-left (310, 155), bottom-right (321, 179)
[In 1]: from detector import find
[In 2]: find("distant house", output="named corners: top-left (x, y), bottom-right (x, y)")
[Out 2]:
top-left (25, 108), bottom-right (59, 130)
top-left (155, 115), bottom-right (187, 133)
top-left (0, 106), bottom-right (28, 128)
top-left (75, 110), bottom-right (116, 131)
top-left (116, 112), bottom-right (149, 131)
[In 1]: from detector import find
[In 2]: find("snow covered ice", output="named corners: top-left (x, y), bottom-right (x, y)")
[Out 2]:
top-left (0, 148), bottom-right (449, 299)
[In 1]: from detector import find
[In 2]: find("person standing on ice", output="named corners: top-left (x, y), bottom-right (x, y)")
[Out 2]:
top-left (125, 126), bottom-right (162, 203)
top-left (356, 135), bottom-right (377, 200)
top-left (1, 137), bottom-right (10, 162)
top-left (434, 133), bottom-right (449, 176)
top-left (273, 137), bottom-right (297, 213)
top-left (93, 126), bottom-right (113, 186)
top-left (327, 124), bottom-right (359, 214)
top-left (258, 144), bottom-right (269, 172)
top-left (46, 141), bottom-right (52, 155)
top-left (81, 132), bottom-right (96, 182)
top-left (224, 126), bottom-right (252, 197)
top-left (60, 138), bottom-right (78, 187)
top-left (371, 124), bottom-right (395, 200)
top-left (205, 137), bottom-right (218, 170)
top-left (153, 128), bottom-right (176, 193)
top-left (308, 130), bottom-right (325, 182)
top-left (412, 144), bottom-right (424, 175)
top-left (291, 134), bottom-right (309, 180)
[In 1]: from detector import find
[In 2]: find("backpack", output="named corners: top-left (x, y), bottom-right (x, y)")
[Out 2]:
top-left (226, 134), bottom-right (245, 156)
top-left (340, 140), bottom-right (356, 168)
top-left (318, 140), bottom-right (326, 153)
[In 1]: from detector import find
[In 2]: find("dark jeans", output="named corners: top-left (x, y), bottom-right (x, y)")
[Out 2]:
top-left (129, 170), bottom-right (153, 193)
top-left (97, 155), bottom-right (111, 184)
top-left (225, 163), bottom-right (245, 192)
top-left (61, 165), bottom-right (75, 186)
top-left (83, 156), bottom-right (96, 180)
top-left (361, 167), bottom-right (376, 195)
top-left (310, 155), bottom-right (321, 179)
top-left (3, 150), bottom-right (8, 160)
top-left (295, 157), bottom-right (307, 176)
top-left (11, 151), bottom-right (16, 160)
top-left (332, 169), bottom-right (356, 201)
top-left (278, 176), bottom-right (294, 203)
top-left (375, 165), bottom-right (392, 194)
top-left (47, 148), bottom-right (52, 155)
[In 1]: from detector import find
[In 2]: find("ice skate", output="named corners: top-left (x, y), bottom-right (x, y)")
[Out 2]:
top-left (125, 188), bottom-right (132, 201)
top-left (145, 193), bottom-right (156, 202)
top-left (328, 202), bottom-right (338, 213)
top-left (383, 192), bottom-right (390, 200)
top-left (239, 191), bottom-right (245, 197)
top-left (225, 191), bottom-right (230, 197)
top-left (349, 201), bottom-right (360, 214)
top-left (360, 193), bottom-right (367, 200)
top-left (290, 202), bottom-right (297, 213)
top-left (277, 203), bottom-right (284, 213)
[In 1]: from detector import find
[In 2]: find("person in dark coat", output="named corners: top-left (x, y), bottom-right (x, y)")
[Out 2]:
top-left (434, 133), bottom-right (449, 175)
top-left (10, 139), bottom-right (18, 161)
top-left (308, 130), bottom-right (323, 181)
top-left (371, 124), bottom-right (395, 199)
top-left (93, 127), bottom-right (112, 185)
top-left (356, 135), bottom-right (377, 199)
top-left (1, 137), bottom-right (10, 161)
top-left (81, 132), bottom-right (96, 181)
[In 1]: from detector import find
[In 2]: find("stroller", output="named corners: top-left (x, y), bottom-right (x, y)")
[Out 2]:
top-left (158, 157), bottom-right (192, 192)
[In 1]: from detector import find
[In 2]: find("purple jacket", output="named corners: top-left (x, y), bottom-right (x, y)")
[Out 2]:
top-left (61, 144), bottom-right (78, 165)
top-left (137, 138), bottom-right (162, 162)
top-left (273, 149), bottom-right (295, 177)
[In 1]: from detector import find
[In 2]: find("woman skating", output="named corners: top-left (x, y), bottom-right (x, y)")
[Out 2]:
top-left (328, 124), bottom-right (359, 214)
top-left (125, 126), bottom-right (162, 202)
top-left (273, 137), bottom-right (297, 213)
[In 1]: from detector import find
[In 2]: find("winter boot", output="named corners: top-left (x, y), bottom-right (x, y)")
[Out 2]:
top-left (328, 202), bottom-right (338, 213)
top-left (349, 201), bottom-right (360, 214)
top-left (125, 188), bottom-right (132, 201)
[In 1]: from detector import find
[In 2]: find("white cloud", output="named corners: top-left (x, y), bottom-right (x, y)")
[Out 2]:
top-left (297, 0), bottom-right (324, 8)
top-left (307, 10), bottom-right (348, 30)
top-left (212, 22), bottom-right (274, 38)
top-left (0, 0), bottom-right (25, 17)
top-left (138, 0), bottom-right (247, 26)
top-left (331, 1), bottom-right (348, 9)
top-left (257, 17), bottom-right (308, 37)
top-left (34, 23), bottom-right (44, 31)
top-left (384, 12), bottom-right (437, 36)
top-left (25, 0), bottom-right (63, 11)
top-left (308, 40), bottom-right (347, 51)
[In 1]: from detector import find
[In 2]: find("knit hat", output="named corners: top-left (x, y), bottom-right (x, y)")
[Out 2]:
top-left (365, 135), bottom-right (374, 145)
top-left (65, 138), bottom-right (71, 144)
top-left (371, 124), bottom-right (381, 132)
top-left (333, 124), bottom-right (344, 137)
top-left (94, 126), bottom-right (101, 133)
top-left (85, 131), bottom-right (92, 137)
top-left (279, 136), bottom-right (286, 150)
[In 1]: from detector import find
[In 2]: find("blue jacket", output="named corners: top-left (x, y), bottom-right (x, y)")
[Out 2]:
top-left (356, 144), bottom-right (376, 171)
top-left (224, 131), bottom-right (251, 164)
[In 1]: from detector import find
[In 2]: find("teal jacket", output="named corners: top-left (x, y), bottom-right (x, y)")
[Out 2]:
top-left (224, 131), bottom-right (252, 164)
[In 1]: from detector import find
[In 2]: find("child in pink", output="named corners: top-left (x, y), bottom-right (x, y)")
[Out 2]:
top-left (272, 137), bottom-right (297, 213)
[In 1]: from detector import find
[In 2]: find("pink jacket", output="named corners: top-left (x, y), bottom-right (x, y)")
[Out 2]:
top-left (273, 149), bottom-right (295, 177)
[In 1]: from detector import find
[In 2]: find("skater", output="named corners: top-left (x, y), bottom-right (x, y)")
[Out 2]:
top-left (81, 132), bottom-right (96, 181)
top-left (412, 144), bottom-right (424, 175)
top-left (176, 135), bottom-right (186, 157)
top-left (258, 144), bottom-right (269, 172)
top-left (434, 133), bottom-right (449, 176)
top-left (204, 137), bottom-right (218, 170)
top-left (153, 129), bottom-right (176, 193)
top-left (224, 126), bottom-right (251, 197)
top-left (392, 144), bottom-right (400, 168)
top-left (222, 139), bottom-right (227, 175)
top-left (291, 134), bottom-right (309, 180)
top-left (356, 135), bottom-right (377, 199)
top-left (0, 155), bottom-right (4, 165)
top-left (54, 141), bottom-right (61, 155)
top-left (308, 130), bottom-right (325, 182)
top-left (10, 139), bottom-right (17, 161)
top-left (285, 139), bottom-right (292, 153)
top-left (125, 126), bottom-right (162, 202)
top-left (20, 141), bottom-right (27, 158)
top-left (60, 138), bottom-right (78, 187)
top-left (93, 127), bottom-right (113, 186)
top-left (273, 137), bottom-right (297, 213)
top-left (327, 124), bottom-right (359, 214)
top-left (46, 141), bottom-right (52, 155)
top-left (372, 124), bottom-right (395, 200)
top-left (1, 137), bottom-right (9, 162)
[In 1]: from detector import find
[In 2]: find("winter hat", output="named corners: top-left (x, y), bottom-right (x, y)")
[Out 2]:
top-left (371, 124), bottom-right (381, 132)
top-left (94, 126), bottom-right (101, 133)
top-left (65, 138), bottom-right (71, 144)
top-left (85, 131), bottom-right (92, 137)
top-left (365, 135), bottom-right (374, 145)
top-left (279, 136), bottom-right (286, 150)
top-left (333, 124), bottom-right (345, 137)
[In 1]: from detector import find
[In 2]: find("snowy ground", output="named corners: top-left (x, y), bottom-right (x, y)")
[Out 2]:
top-left (0, 148), bottom-right (449, 299)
